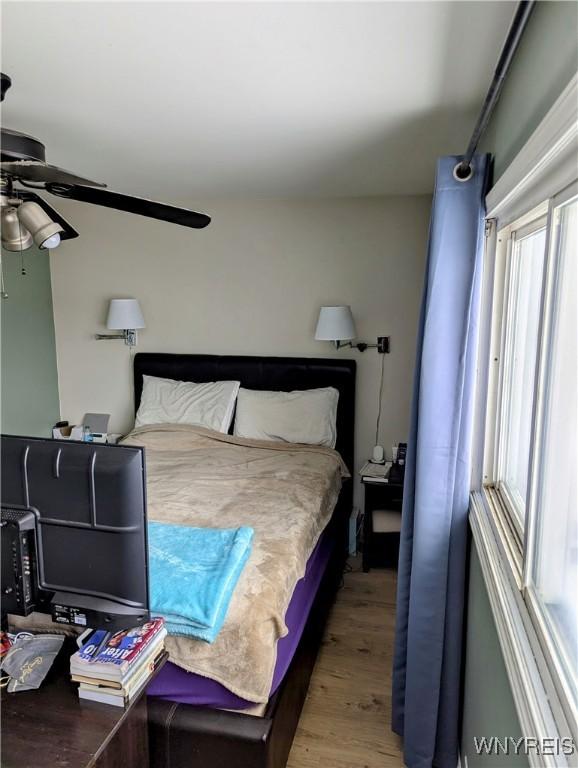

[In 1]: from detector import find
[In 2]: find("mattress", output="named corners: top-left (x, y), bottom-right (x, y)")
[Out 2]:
top-left (121, 424), bottom-right (349, 702)
top-left (147, 530), bottom-right (332, 709)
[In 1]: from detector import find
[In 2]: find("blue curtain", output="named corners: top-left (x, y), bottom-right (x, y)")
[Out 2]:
top-left (392, 154), bottom-right (490, 768)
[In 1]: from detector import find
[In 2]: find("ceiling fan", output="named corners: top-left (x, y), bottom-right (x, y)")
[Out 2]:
top-left (0, 73), bottom-right (211, 252)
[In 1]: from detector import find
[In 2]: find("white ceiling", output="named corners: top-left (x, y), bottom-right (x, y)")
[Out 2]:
top-left (1, 1), bottom-right (515, 199)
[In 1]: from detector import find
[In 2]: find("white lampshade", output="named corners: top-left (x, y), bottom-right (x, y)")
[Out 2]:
top-left (315, 305), bottom-right (356, 342)
top-left (107, 299), bottom-right (145, 330)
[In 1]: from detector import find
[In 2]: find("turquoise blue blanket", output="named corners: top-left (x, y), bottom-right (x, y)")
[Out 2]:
top-left (148, 522), bottom-right (254, 643)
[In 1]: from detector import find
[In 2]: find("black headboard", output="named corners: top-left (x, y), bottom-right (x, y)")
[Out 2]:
top-left (133, 353), bottom-right (356, 476)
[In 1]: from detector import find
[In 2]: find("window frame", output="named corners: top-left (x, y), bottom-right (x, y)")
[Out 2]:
top-left (477, 184), bottom-right (578, 748)
top-left (493, 208), bottom-right (549, 533)
top-left (469, 74), bottom-right (578, 763)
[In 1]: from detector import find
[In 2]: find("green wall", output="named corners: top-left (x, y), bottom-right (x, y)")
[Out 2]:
top-left (463, 3), bottom-right (577, 764)
top-left (1, 248), bottom-right (60, 437)
top-left (461, 547), bottom-right (528, 767)
top-left (480, 1), bottom-right (578, 181)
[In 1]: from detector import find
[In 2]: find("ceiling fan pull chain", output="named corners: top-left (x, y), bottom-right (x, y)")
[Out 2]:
top-left (0, 256), bottom-right (8, 299)
top-left (17, 216), bottom-right (27, 276)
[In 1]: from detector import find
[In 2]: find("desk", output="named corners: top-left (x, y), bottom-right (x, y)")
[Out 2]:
top-left (361, 477), bottom-right (404, 572)
top-left (1, 639), bottom-right (167, 768)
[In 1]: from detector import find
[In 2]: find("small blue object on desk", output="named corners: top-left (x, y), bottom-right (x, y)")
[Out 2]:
top-left (148, 523), bottom-right (254, 643)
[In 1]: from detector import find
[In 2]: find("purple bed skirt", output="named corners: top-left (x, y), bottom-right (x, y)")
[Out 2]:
top-left (147, 532), bottom-right (333, 709)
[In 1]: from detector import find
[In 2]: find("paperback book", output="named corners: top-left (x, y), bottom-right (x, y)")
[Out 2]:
top-left (71, 617), bottom-right (166, 682)
top-left (359, 460), bottom-right (392, 483)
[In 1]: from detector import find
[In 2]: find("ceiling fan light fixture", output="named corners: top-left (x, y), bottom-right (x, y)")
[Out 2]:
top-left (40, 232), bottom-right (61, 249)
top-left (1, 206), bottom-right (33, 251)
top-left (16, 200), bottom-right (64, 249)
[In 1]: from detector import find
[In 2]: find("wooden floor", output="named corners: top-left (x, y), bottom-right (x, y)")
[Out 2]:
top-left (287, 558), bottom-right (404, 768)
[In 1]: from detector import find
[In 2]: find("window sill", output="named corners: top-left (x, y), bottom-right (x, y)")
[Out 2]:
top-left (482, 484), bottom-right (523, 585)
top-left (469, 491), bottom-right (574, 767)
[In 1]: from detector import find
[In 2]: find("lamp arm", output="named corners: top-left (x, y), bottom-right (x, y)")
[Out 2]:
top-left (95, 333), bottom-right (126, 341)
top-left (335, 337), bottom-right (390, 354)
top-left (95, 329), bottom-right (138, 347)
top-left (335, 340), bottom-right (368, 351)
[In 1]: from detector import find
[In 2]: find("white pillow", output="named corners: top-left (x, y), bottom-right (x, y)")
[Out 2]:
top-left (233, 387), bottom-right (339, 448)
top-left (135, 375), bottom-right (240, 433)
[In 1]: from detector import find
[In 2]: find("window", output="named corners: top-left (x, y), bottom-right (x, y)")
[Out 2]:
top-left (498, 218), bottom-right (547, 526)
top-left (527, 191), bottom-right (577, 717)
top-left (484, 184), bottom-right (578, 737)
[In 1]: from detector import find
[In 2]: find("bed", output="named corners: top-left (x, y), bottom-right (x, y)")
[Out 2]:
top-left (131, 353), bottom-right (356, 768)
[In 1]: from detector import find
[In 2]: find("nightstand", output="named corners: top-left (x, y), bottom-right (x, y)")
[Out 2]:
top-left (361, 476), bottom-right (404, 572)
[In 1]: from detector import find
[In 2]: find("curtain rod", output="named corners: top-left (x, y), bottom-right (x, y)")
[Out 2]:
top-left (456, 0), bottom-right (537, 179)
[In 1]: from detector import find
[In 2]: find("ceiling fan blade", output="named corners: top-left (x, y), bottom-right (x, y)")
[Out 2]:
top-left (16, 191), bottom-right (79, 241)
top-left (1, 160), bottom-right (105, 187)
top-left (45, 184), bottom-right (211, 229)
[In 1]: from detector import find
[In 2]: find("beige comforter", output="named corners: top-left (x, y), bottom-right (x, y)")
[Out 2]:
top-left (122, 424), bottom-right (349, 703)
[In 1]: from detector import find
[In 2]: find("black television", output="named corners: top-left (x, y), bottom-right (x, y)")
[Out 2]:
top-left (1, 435), bottom-right (150, 632)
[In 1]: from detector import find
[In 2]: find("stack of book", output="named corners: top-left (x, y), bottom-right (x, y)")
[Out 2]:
top-left (70, 617), bottom-right (167, 707)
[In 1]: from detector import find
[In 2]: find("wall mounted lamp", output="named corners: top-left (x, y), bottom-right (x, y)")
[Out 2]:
top-left (314, 306), bottom-right (389, 354)
top-left (95, 298), bottom-right (145, 347)
top-left (315, 304), bottom-right (390, 463)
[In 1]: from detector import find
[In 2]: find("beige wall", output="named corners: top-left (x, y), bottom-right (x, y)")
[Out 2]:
top-left (50, 196), bottom-right (429, 505)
